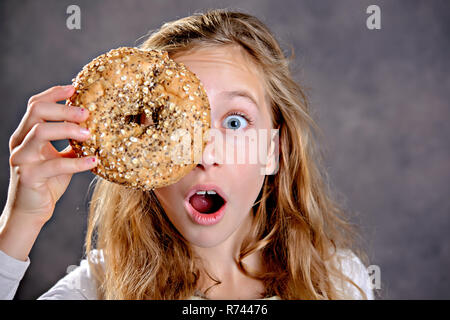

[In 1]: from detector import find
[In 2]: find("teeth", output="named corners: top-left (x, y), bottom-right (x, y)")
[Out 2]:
top-left (195, 190), bottom-right (217, 195)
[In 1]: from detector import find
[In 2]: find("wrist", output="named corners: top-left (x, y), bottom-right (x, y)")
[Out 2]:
top-left (0, 209), bottom-right (45, 262)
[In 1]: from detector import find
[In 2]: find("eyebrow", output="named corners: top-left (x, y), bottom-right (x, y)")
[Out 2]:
top-left (221, 90), bottom-right (259, 109)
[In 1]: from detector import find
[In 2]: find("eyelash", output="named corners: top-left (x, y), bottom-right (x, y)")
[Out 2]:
top-left (226, 111), bottom-right (254, 127)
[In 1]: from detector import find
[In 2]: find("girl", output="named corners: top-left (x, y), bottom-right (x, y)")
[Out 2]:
top-left (0, 9), bottom-right (373, 300)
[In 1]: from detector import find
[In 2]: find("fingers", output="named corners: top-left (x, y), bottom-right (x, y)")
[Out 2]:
top-left (28, 101), bottom-right (89, 122)
top-left (26, 122), bottom-right (91, 145)
top-left (28, 85), bottom-right (75, 105)
top-left (10, 85), bottom-right (88, 150)
top-left (38, 156), bottom-right (98, 180)
top-left (10, 122), bottom-right (91, 166)
top-left (17, 156), bottom-right (98, 187)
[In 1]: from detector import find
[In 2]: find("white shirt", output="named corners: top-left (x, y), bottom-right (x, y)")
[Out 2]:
top-left (0, 248), bottom-right (374, 300)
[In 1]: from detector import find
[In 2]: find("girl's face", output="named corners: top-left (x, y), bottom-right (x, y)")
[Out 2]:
top-left (154, 45), bottom-right (274, 248)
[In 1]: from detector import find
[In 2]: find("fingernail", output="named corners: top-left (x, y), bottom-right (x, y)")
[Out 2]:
top-left (64, 85), bottom-right (74, 91)
top-left (85, 156), bottom-right (97, 165)
top-left (80, 128), bottom-right (90, 136)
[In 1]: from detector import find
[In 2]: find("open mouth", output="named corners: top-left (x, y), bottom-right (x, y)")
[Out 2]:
top-left (185, 185), bottom-right (228, 226)
top-left (189, 190), bottom-right (226, 214)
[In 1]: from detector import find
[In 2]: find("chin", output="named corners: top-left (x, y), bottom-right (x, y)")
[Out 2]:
top-left (183, 229), bottom-right (230, 248)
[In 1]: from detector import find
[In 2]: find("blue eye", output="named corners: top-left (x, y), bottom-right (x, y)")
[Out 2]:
top-left (222, 113), bottom-right (249, 130)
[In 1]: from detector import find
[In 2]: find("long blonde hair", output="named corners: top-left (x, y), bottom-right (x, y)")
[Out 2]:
top-left (85, 9), bottom-right (368, 299)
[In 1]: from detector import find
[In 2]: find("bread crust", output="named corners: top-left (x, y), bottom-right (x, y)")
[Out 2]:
top-left (66, 47), bottom-right (210, 190)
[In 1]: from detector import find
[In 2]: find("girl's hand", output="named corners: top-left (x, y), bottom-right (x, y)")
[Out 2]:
top-left (0, 85), bottom-right (97, 260)
top-left (7, 85), bottom-right (97, 223)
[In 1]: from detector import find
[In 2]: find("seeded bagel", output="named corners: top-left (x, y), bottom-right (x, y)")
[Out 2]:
top-left (66, 47), bottom-right (211, 190)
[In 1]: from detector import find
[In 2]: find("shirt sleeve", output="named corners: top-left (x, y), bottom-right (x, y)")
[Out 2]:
top-left (37, 258), bottom-right (99, 300)
top-left (334, 249), bottom-right (375, 300)
top-left (0, 248), bottom-right (101, 300)
top-left (0, 249), bottom-right (30, 300)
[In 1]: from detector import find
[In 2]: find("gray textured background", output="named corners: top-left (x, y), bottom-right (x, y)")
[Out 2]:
top-left (0, 0), bottom-right (448, 299)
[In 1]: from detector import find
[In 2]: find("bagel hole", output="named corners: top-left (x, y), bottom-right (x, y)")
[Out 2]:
top-left (124, 114), bottom-right (143, 125)
top-left (123, 112), bottom-right (157, 127)
top-left (141, 110), bottom-right (161, 127)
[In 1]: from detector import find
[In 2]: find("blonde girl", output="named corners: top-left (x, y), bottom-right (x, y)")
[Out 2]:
top-left (0, 9), bottom-right (373, 300)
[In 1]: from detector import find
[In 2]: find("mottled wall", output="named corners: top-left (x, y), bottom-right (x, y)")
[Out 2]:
top-left (0, 0), bottom-right (448, 299)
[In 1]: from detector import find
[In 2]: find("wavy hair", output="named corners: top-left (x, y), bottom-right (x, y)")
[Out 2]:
top-left (85, 9), bottom-right (369, 299)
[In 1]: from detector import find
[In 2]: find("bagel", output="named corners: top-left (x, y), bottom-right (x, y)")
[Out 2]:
top-left (66, 47), bottom-right (211, 190)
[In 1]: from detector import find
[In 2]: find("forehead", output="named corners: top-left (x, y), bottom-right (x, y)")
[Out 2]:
top-left (172, 44), bottom-right (260, 73)
top-left (172, 45), bottom-right (269, 109)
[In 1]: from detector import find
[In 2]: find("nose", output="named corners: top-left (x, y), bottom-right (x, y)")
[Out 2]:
top-left (197, 129), bottom-right (221, 170)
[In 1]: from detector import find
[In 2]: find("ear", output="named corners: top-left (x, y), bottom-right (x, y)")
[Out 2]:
top-left (261, 128), bottom-right (280, 175)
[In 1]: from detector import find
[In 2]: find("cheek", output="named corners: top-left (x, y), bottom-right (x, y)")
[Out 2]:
top-left (153, 186), bottom-right (180, 217)
top-left (226, 163), bottom-right (265, 207)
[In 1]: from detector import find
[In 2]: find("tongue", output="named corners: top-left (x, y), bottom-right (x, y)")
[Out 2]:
top-left (189, 194), bottom-right (215, 213)
top-left (190, 193), bottom-right (227, 214)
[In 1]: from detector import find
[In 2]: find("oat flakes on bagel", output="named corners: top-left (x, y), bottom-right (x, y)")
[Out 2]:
top-left (66, 47), bottom-right (211, 190)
